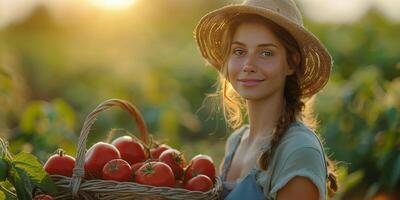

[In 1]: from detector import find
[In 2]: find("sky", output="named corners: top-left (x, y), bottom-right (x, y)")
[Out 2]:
top-left (0, 0), bottom-right (400, 29)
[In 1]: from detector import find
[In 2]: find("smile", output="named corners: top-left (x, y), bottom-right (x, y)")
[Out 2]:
top-left (238, 79), bottom-right (265, 87)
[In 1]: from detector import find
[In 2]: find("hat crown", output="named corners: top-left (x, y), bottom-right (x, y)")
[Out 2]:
top-left (242, 0), bottom-right (303, 26)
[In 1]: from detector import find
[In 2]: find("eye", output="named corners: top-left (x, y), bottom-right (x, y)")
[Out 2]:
top-left (261, 50), bottom-right (273, 57)
top-left (232, 48), bottom-right (245, 56)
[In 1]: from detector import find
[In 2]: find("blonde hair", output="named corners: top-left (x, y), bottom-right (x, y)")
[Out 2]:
top-left (211, 14), bottom-right (338, 195)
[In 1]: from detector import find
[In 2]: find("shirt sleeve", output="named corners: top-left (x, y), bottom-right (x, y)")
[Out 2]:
top-left (269, 147), bottom-right (327, 200)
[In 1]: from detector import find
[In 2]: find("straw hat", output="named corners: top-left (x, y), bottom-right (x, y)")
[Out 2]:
top-left (195, 0), bottom-right (332, 98)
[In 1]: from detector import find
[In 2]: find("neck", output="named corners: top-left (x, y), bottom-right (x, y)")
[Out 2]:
top-left (246, 92), bottom-right (285, 142)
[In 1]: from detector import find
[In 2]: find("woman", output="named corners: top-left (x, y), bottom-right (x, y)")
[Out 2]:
top-left (194, 0), bottom-right (338, 199)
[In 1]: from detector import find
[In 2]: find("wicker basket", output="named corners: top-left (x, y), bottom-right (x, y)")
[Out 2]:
top-left (48, 99), bottom-right (222, 200)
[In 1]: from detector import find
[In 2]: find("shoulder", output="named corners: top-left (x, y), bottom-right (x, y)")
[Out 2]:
top-left (268, 121), bottom-right (328, 199)
top-left (273, 121), bottom-right (327, 177)
top-left (277, 121), bottom-right (325, 156)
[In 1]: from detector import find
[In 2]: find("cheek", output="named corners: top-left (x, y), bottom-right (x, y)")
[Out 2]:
top-left (260, 59), bottom-right (286, 76)
top-left (227, 59), bottom-right (242, 79)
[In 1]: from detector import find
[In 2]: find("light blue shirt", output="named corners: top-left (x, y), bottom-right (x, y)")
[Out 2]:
top-left (220, 121), bottom-right (328, 199)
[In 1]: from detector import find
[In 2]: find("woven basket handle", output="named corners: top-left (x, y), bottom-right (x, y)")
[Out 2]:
top-left (69, 99), bottom-right (149, 198)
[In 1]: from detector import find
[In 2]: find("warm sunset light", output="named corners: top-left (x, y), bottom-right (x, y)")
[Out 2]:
top-left (89, 0), bottom-right (137, 9)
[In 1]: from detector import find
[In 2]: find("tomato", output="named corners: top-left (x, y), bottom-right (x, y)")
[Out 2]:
top-left (102, 158), bottom-right (132, 182)
top-left (43, 150), bottom-right (75, 177)
top-left (0, 158), bottom-right (9, 181)
top-left (184, 154), bottom-right (216, 183)
top-left (159, 149), bottom-right (186, 180)
top-left (84, 142), bottom-right (121, 179)
top-left (150, 144), bottom-right (171, 159)
top-left (131, 161), bottom-right (144, 173)
top-left (33, 194), bottom-right (54, 200)
top-left (111, 136), bottom-right (147, 165)
top-left (135, 161), bottom-right (175, 187)
top-left (184, 174), bottom-right (213, 192)
top-left (131, 158), bottom-right (158, 174)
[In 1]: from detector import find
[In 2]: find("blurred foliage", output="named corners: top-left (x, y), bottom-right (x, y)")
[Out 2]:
top-left (310, 10), bottom-right (400, 199)
top-left (0, 0), bottom-right (399, 199)
top-left (318, 67), bottom-right (400, 199)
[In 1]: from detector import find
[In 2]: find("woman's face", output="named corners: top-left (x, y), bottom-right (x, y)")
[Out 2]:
top-left (227, 22), bottom-right (294, 101)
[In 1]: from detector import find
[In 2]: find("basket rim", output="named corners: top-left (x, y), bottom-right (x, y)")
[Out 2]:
top-left (50, 174), bottom-right (223, 198)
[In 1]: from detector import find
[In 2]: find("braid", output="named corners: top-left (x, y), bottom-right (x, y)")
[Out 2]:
top-left (258, 74), bottom-right (303, 170)
top-left (258, 109), bottom-right (292, 170)
top-left (327, 158), bottom-right (339, 195)
top-left (257, 74), bottom-right (340, 196)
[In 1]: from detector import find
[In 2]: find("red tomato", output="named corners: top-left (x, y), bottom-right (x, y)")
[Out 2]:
top-left (34, 194), bottom-right (54, 200)
top-left (102, 159), bottom-right (132, 182)
top-left (135, 161), bottom-right (175, 187)
top-left (131, 161), bottom-right (144, 173)
top-left (159, 149), bottom-right (186, 180)
top-left (84, 142), bottom-right (121, 179)
top-left (184, 154), bottom-right (216, 183)
top-left (184, 174), bottom-right (213, 192)
top-left (150, 144), bottom-right (171, 159)
top-left (111, 136), bottom-right (147, 165)
top-left (44, 150), bottom-right (75, 177)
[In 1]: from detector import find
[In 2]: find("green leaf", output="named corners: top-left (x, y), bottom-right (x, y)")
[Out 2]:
top-left (13, 152), bottom-right (58, 195)
top-left (6, 166), bottom-right (32, 200)
top-left (0, 158), bottom-right (10, 181)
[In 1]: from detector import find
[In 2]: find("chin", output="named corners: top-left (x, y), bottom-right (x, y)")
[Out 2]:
top-left (243, 96), bottom-right (266, 101)
top-left (237, 88), bottom-right (278, 101)
top-left (239, 92), bottom-right (267, 101)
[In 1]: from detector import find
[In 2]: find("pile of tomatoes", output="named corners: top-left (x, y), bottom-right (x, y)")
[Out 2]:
top-left (43, 135), bottom-right (217, 192)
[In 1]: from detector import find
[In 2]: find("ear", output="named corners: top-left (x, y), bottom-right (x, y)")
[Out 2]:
top-left (293, 52), bottom-right (301, 66)
top-left (286, 65), bottom-right (295, 76)
top-left (287, 53), bottom-right (300, 76)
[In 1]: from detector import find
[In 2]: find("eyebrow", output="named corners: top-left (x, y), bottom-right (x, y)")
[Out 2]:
top-left (231, 41), bottom-right (278, 48)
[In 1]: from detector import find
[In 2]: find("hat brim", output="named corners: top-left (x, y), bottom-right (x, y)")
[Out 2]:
top-left (195, 4), bottom-right (332, 98)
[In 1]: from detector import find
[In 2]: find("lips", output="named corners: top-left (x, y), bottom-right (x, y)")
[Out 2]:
top-left (238, 78), bottom-right (265, 87)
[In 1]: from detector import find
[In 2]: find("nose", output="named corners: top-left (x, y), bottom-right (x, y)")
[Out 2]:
top-left (242, 55), bottom-right (257, 73)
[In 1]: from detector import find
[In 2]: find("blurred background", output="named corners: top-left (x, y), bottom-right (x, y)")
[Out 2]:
top-left (0, 0), bottom-right (399, 199)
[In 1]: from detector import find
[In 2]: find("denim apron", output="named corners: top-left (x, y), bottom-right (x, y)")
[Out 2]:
top-left (220, 127), bottom-right (269, 200)
top-left (224, 168), bottom-right (266, 200)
